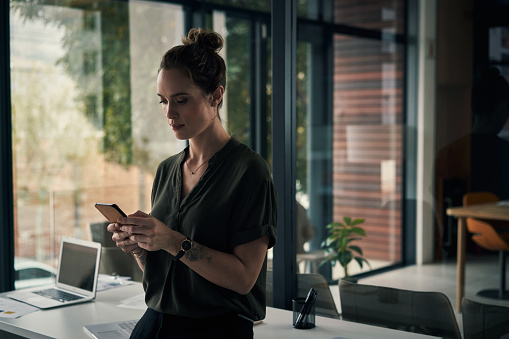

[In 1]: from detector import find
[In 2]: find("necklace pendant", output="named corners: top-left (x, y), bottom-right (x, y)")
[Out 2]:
top-left (185, 156), bottom-right (207, 175)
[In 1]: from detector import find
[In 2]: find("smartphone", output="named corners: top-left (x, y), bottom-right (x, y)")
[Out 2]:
top-left (95, 203), bottom-right (127, 223)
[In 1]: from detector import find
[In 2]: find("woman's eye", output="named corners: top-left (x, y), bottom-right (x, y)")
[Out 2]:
top-left (159, 100), bottom-right (167, 105)
top-left (176, 98), bottom-right (188, 104)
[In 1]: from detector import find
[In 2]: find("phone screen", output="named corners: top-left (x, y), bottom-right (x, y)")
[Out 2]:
top-left (95, 203), bottom-right (126, 223)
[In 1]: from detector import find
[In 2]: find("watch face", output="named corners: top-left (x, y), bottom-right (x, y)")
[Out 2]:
top-left (182, 239), bottom-right (192, 251)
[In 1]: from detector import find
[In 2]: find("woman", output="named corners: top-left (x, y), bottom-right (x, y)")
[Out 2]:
top-left (107, 28), bottom-right (277, 338)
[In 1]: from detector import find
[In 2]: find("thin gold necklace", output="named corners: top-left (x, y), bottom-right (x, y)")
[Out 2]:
top-left (185, 158), bottom-right (208, 175)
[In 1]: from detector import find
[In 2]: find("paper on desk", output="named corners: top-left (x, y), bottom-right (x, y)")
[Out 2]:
top-left (117, 293), bottom-right (146, 310)
top-left (0, 296), bottom-right (39, 319)
top-left (96, 274), bottom-right (133, 292)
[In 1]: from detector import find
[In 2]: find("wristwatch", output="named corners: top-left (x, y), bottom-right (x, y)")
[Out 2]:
top-left (175, 237), bottom-right (192, 260)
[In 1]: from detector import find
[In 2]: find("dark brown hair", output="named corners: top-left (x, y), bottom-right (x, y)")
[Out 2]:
top-left (159, 28), bottom-right (227, 107)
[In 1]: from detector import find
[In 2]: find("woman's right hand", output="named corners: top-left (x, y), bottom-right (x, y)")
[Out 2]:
top-left (107, 222), bottom-right (140, 253)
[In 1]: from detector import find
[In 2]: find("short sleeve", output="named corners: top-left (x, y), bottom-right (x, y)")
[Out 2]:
top-left (229, 164), bottom-right (278, 250)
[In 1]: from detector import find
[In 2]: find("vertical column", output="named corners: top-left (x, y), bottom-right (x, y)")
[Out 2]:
top-left (0, 0), bottom-right (15, 292)
top-left (250, 20), bottom-right (268, 159)
top-left (416, 0), bottom-right (437, 264)
top-left (272, 0), bottom-right (297, 310)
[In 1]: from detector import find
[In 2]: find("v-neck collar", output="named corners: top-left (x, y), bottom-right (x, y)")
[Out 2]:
top-left (177, 137), bottom-right (236, 206)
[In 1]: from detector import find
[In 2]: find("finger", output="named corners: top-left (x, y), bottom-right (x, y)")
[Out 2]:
top-left (136, 242), bottom-right (149, 251)
top-left (120, 224), bottom-right (146, 235)
top-left (117, 216), bottom-right (148, 226)
top-left (118, 237), bottom-right (138, 247)
top-left (120, 211), bottom-right (150, 224)
top-left (130, 210), bottom-right (150, 218)
top-left (129, 234), bottom-right (153, 243)
top-left (112, 230), bottom-right (132, 241)
top-left (106, 223), bottom-right (120, 232)
top-left (129, 234), bottom-right (141, 243)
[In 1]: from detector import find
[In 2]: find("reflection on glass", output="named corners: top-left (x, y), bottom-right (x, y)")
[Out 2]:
top-left (224, 17), bottom-right (250, 144)
top-left (205, 0), bottom-right (270, 13)
top-left (434, 67), bottom-right (509, 258)
top-left (295, 40), bottom-right (323, 274)
top-left (489, 27), bottom-right (509, 62)
top-left (10, 1), bottom-right (184, 287)
top-left (332, 34), bottom-right (404, 279)
top-left (334, 0), bottom-right (406, 35)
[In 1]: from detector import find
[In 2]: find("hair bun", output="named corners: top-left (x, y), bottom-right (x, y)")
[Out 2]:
top-left (183, 28), bottom-right (224, 53)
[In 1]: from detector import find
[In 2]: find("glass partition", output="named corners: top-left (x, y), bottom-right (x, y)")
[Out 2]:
top-left (330, 33), bottom-right (404, 279)
top-left (10, 0), bottom-right (185, 288)
top-left (334, 0), bottom-right (406, 35)
top-left (8, 0), bottom-right (408, 292)
top-left (9, 0), bottom-right (272, 290)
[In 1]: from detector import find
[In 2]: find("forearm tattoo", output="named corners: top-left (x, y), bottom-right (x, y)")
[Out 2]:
top-left (186, 243), bottom-right (212, 263)
top-left (138, 254), bottom-right (147, 265)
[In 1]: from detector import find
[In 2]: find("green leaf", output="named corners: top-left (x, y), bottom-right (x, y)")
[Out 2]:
top-left (322, 216), bottom-right (371, 275)
top-left (346, 237), bottom-right (362, 244)
top-left (350, 227), bottom-right (367, 236)
top-left (338, 251), bottom-right (353, 267)
top-left (354, 257), bottom-right (365, 269)
top-left (351, 218), bottom-right (365, 226)
top-left (349, 245), bottom-right (363, 255)
top-left (354, 256), bottom-right (372, 269)
top-left (327, 222), bottom-right (345, 229)
top-left (340, 236), bottom-right (349, 249)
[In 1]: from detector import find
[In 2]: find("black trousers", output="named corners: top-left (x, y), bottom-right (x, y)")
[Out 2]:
top-left (130, 308), bottom-right (254, 339)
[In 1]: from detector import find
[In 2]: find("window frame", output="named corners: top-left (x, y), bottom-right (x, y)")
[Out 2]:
top-left (1, 0), bottom-right (416, 302)
top-left (1, 0), bottom-right (15, 293)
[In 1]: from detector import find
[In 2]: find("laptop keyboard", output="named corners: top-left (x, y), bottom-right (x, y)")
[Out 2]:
top-left (34, 288), bottom-right (84, 302)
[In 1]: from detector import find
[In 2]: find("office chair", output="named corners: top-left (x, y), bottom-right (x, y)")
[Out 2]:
top-left (461, 298), bottom-right (509, 339)
top-left (266, 270), bottom-right (340, 319)
top-left (339, 280), bottom-right (461, 339)
top-left (463, 192), bottom-right (509, 299)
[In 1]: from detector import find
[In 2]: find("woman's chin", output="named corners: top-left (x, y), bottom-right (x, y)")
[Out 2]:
top-left (172, 131), bottom-right (188, 140)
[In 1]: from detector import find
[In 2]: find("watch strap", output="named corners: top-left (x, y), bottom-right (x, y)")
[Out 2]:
top-left (175, 237), bottom-right (191, 260)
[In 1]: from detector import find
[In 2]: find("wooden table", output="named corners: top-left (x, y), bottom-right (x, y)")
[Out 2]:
top-left (446, 201), bottom-right (509, 311)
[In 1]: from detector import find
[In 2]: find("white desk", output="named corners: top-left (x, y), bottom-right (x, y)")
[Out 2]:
top-left (0, 284), bottom-right (146, 339)
top-left (0, 283), bottom-right (435, 339)
top-left (256, 307), bottom-right (436, 338)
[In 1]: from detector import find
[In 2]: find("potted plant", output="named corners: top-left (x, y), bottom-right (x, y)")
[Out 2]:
top-left (320, 217), bottom-right (371, 279)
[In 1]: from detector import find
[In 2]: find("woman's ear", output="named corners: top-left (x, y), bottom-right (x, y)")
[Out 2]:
top-left (211, 86), bottom-right (224, 107)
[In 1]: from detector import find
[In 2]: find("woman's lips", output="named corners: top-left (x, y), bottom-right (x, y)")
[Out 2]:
top-left (171, 124), bottom-right (184, 131)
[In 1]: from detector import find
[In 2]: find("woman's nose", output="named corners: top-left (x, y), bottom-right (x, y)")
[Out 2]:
top-left (165, 106), bottom-right (177, 119)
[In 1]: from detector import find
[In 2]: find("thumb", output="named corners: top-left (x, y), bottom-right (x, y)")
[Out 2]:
top-left (130, 210), bottom-right (150, 217)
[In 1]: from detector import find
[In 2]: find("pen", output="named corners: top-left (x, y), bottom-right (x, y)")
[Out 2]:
top-left (294, 288), bottom-right (317, 327)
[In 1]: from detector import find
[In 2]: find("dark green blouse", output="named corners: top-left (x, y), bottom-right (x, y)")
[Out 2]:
top-left (144, 138), bottom-right (278, 321)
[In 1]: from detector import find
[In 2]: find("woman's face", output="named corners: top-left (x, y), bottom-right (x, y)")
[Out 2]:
top-left (157, 68), bottom-right (218, 141)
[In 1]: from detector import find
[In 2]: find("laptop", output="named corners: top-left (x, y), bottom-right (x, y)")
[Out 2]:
top-left (8, 237), bottom-right (102, 309)
top-left (84, 320), bottom-right (138, 339)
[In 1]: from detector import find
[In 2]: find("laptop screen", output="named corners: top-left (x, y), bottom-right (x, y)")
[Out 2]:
top-left (58, 241), bottom-right (99, 292)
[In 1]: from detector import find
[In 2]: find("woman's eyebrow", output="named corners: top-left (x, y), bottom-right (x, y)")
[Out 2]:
top-left (157, 92), bottom-right (191, 98)
top-left (170, 92), bottom-right (191, 98)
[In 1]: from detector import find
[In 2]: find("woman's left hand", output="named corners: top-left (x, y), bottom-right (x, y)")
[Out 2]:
top-left (118, 211), bottom-right (176, 252)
